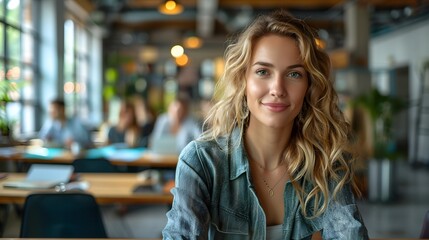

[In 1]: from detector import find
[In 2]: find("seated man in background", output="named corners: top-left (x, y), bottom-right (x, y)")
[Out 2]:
top-left (151, 94), bottom-right (201, 153)
top-left (38, 98), bottom-right (92, 149)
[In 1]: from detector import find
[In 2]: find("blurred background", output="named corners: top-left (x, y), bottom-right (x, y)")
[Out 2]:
top-left (1, 0), bottom-right (429, 238)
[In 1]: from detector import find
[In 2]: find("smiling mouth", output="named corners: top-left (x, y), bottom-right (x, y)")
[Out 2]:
top-left (262, 103), bottom-right (289, 112)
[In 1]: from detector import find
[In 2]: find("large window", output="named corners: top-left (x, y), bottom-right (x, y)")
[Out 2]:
top-left (0, 0), bottom-right (38, 135)
top-left (64, 17), bottom-right (91, 121)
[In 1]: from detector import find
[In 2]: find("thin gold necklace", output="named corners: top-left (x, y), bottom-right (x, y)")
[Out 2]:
top-left (244, 138), bottom-right (287, 197)
top-left (262, 168), bottom-right (287, 197)
top-left (253, 158), bottom-right (287, 197)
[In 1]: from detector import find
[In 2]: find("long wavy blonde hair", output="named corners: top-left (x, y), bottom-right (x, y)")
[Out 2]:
top-left (201, 10), bottom-right (358, 218)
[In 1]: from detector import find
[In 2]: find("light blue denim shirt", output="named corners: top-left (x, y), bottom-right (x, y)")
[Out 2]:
top-left (163, 129), bottom-right (369, 240)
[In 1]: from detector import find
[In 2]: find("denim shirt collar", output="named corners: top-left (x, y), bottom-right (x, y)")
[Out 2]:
top-left (228, 128), bottom-right (250, 181)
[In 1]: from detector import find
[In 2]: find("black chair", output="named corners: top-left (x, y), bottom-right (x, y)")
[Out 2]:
top-left (72, 157), bottom-right (118, 173)
top-left (20, 192), bottom-right (108, 238)
top-left (420, 210), bottom-right (429, 238)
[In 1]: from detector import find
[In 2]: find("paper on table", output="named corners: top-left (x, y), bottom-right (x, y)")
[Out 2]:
top-left (24, 148), bottom-right (66, 159)
top-left (106, 148), bottom-right (146, 162)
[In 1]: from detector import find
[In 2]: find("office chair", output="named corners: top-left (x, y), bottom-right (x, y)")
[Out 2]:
top-left (20, 192), bottom-right (108, 238)
top-left (72, 157), bottom-right (118, 173)
top-left (420, 210), bottom-right (429, 238)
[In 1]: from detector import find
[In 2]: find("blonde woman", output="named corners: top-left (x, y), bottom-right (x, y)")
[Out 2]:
top-left (163, 10), bottom-right (368, 240)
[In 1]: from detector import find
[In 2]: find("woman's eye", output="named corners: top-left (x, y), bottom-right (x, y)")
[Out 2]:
top-left (256, 69), bottom-right (268, 76)
top-left (288, 71), bottom-right (302, 79)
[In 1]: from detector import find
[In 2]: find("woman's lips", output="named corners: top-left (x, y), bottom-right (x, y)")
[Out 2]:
top-left (262, 103), bottom-right (289, 112)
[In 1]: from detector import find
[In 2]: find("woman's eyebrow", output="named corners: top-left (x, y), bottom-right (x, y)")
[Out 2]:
top-left (252, 61), bottom-right (274, 67)
top-left (252, 62), bottom-right (304, 70)
top-left (286, 64), bottom-right (305, 69)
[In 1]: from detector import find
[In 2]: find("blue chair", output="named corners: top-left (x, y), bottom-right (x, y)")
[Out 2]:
top-left (20, 192), bottom-right (108, 238)
top-left (72, 157), bottom-right (118, 173)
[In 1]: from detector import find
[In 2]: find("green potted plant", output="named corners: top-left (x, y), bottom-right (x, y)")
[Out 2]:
top-left (0, 79), bottom-right (18, 140)
top-left (352, 88), bottom-right (406, 202)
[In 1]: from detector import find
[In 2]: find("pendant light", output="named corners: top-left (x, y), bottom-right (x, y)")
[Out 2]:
top-left (158, 0), bottom-right (183, 15)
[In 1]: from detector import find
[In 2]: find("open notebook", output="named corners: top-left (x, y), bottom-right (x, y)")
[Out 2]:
top-left (3, 164), bottom-right (74, 189)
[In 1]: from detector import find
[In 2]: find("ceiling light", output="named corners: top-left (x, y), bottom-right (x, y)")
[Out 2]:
top-left (183, 36), bottom-right (203, 49)
top-left (171, 45), bottom-right (184, 58)
top-left (175, 54), bottom-right (189, 66)
top-left (158, 0), bottom-right (183, 15)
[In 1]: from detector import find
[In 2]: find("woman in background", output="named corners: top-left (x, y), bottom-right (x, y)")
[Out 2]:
top-left (108, 99), bottom-right (151, 148)
top-left (163, 10), bottom-right (368, 239)
top-left (151, 94), bottom-right (201, 153)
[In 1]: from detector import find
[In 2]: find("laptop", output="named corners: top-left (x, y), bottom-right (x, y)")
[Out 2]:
top-left (150, 135), bottom-right (179, 155)
top-left (3, 164), bottom-right (74, 190)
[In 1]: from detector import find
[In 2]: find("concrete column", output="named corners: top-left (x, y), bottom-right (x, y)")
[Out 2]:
top-left (344, 1), bottom-right (370, 67)
top-left (337, 1), bottom-right (371, 97)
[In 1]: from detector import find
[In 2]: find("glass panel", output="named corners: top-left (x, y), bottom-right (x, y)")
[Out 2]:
top-left (21, 32), bottom-right (32, 63)
top-left (0, 23), bottom-right (4, 57)
top-left (64, 91), bottom-right (75, 116)
top-left (21, 0), bottom-right (32, 30)
top-left (21, 65), bottom-right (33, 100)
top-left (6, 26), bottom-right (20, 61)
top-left (5, 0), bottom-right (20, 25)
top-left (0, 0), bottom-right (4, 18)
top-left (5, 62), bottom-right (21, 102)
top-left (6, 101), bottom-right (19, 133)
top-left (64, 19), bottom-right (74, 83)
top-left (21, 102), bottom-right (34, 133)
top-left (0, 64), bottom-right (4, 81)
top-left (77, 58), bottom-right (88, 118)
top-left (77, 27), bottom-right (88, 53)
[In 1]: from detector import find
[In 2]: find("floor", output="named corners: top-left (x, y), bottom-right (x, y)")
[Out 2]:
top-left (1, 160), bottom-right (428, 238)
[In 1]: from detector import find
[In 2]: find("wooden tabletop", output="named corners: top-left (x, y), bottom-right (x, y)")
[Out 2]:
top-left (0, 173), bottom-right (173, 205)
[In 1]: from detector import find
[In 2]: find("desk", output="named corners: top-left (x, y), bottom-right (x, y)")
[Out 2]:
top-left (0, 173), bottom-right (173, 205)
top-left (0, 146), bottom-right (178, 168)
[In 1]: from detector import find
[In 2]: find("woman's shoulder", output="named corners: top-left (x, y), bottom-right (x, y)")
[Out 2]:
top-left (180, 137), bottom-right (224, 156)
top-left (178, 136), bottom-right (230, 167)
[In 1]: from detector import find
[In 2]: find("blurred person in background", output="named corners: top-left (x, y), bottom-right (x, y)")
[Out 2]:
top-left (131, 95), bottom-right (156, 139)
top-left (39, 98), bottom-right (92, 149)
top-left (163, 10), bottom-right (368, 239)
top-left (151, 93), bottom-right (201, 153)
top-left (107, 99), bottom-right (152, 148)
top-left (197, 98), bottom-right (214, 131)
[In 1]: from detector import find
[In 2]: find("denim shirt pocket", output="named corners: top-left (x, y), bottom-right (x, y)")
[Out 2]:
top-left (211, 205), bottom-right (249, 236)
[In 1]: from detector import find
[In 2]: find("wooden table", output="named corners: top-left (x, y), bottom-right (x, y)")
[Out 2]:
top-left (0, 146), bottom-right (178, 168)
top-left (0, 173), bottom-right (173, 205)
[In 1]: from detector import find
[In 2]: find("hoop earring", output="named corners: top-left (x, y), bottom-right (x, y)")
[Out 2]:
top-left (298, 111), bottom-right (304, 122)
top-left (242, 97), bottom-right (250, 128)
top-left (298, 103), bottom-right (308, 123)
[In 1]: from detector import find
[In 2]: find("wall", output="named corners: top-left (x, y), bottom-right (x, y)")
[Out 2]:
top-left (369, 17), bottom-right (429, 163)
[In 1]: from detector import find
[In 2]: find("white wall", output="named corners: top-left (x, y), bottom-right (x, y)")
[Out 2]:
top-left (369, 17), bottom-right (429, 163)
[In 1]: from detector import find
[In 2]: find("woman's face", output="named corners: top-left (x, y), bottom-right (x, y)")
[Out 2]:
top-left (245, 34), bottom-right (309, 130)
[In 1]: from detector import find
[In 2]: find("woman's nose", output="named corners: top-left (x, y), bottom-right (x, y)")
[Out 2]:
top-left (270, 75), bottom-right (286, 97)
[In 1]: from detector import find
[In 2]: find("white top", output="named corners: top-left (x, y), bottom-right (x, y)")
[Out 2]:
top-left (266, 224), bottom-right (283, 240)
